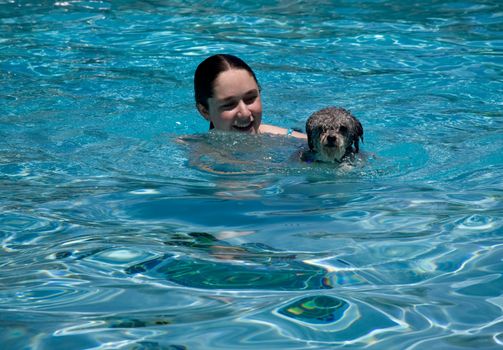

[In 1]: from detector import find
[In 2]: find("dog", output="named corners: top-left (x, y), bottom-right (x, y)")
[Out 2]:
top-left (303, 107), bottom-right (363, 163)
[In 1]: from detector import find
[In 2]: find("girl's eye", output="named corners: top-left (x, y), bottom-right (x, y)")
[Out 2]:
top-left (219, 92), bottom-right (257, 110)
top-left (244, 95), bottom-right (257, 104)
top-left (221, 101), bottom-right (238, 110)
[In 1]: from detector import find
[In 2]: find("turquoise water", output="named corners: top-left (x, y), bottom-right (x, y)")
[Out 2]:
top-left (1, 0), bottom-right (502, 349)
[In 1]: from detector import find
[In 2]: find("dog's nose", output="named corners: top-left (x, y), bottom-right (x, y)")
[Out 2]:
top-left (327, 135), bottom-right (337, 144)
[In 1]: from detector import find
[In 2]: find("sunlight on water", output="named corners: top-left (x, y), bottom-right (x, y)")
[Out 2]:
top-left (1, 0), bottom-right (502, 349)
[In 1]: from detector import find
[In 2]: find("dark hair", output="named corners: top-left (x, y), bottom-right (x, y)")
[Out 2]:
top-left (194, 54), bottom-right (260, 110)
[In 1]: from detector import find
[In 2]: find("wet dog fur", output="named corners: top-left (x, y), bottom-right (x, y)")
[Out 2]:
top-left (304, 107), bottom-right (363, 163)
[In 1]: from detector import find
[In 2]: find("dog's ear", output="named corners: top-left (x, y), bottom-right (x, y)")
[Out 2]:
top-left (351, 117), bottom-right (364, 153)
top-left (307, 137), bottom-right (313, 150)
top-left (306, 117), bottom-right (315, 150)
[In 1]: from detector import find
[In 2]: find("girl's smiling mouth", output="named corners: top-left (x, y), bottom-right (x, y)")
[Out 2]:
top-left (232, 120), bottom-right (255, 132)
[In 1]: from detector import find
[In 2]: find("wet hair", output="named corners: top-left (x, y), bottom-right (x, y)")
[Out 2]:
top-left (194, 54), bottom-right (260, 111)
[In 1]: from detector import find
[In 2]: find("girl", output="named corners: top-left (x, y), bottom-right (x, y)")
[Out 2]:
top-left (194, 54), bottom-right (306, 139)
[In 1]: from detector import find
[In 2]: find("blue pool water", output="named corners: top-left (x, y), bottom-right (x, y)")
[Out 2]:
top-left (1, 0), bottom-right (502, 349)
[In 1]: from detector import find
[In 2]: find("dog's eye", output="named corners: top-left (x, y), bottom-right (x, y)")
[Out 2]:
top-left (339, 125), bottom-right (348, 134)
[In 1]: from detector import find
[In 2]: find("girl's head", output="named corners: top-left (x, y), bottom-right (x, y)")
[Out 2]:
top-left (194, 54), bottom-right (263, 133)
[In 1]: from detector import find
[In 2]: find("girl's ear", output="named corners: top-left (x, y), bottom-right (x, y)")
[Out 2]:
top-left (197, 103), bottom-right (210, 120)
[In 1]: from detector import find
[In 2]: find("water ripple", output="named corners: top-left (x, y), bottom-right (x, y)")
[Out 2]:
top-left (2, 0), bottom-right (503, 349)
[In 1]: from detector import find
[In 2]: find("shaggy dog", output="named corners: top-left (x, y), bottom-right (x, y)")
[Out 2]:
top-left (304, 107), bottom-right (364, 163)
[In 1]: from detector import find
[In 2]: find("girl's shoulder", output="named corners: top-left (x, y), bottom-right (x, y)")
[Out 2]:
top-left (259, 124), bottom-right (307, 139)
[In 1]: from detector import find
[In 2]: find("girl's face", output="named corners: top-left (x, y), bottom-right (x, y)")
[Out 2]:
top-left (198, 69), bottom-right (262, 134)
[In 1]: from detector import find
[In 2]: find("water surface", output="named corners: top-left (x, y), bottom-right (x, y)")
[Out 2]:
top-left (1, 1), bottom-right (502, 349)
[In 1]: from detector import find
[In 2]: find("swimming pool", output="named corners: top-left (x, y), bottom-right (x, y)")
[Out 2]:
top-left (1, 0), bottom-right (502, 349)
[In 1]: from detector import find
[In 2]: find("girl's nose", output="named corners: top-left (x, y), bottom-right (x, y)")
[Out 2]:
top-left (237, 100), bottom-right (251, 117)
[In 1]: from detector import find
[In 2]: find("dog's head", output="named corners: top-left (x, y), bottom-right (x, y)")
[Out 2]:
top-left (305, 107), bottom-right (363, 163)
